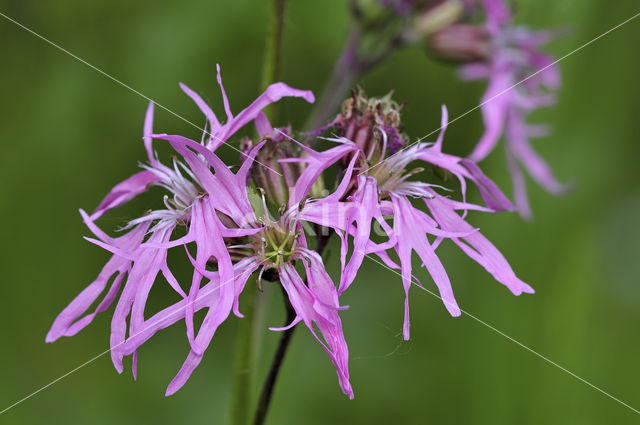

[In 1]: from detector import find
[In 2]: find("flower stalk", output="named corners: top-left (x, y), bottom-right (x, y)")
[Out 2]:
top-left (230, 2), bottom-right (289, 424)
top-left (252, 234), bottom-right (331, 425)
top-left (229, 286), bottom-right (260, 425)
top-left (252, 285), bottom-right (296, 425)
top-left (261, 0), bottom-right (287, 122)
top-left (305, 26), bottom-right (362, 132)
top-left (305, 4), bottom-right (406, 132)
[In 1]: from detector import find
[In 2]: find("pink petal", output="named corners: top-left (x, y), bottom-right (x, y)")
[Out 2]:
top-left (91, 170), bottom-right (160, 220)
top-left (46, 221), bottom-right (149, 343)
top-left (425, 197), bottom-right (534, 295)
top-left (110, 224), bottom-right (172, 372)
top-left (184, 197), bottom-right (235, 355)
top-left (143, 101), bottom-right (155, 163)
top-left (216, 82), bottom-right (315, 147)
top-left (179, 82), bottom-right (221, 132)
top-left (468, 71), bottom-right (512, 162)
top-left (279, 263), bottom-right (353, 399)
top-left (392, 195), bottom-right (461, 341)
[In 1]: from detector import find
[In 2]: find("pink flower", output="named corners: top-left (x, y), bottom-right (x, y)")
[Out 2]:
top-left (461, 0), bottom-right (568, 217)
top-left (46, 66), bottom-right (326, 395)
top-left (300, 103), bottom-right (532, 340)
top-left (142, 134), bottom-right (353, 398)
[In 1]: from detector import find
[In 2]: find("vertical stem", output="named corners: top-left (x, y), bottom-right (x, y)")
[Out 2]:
top-left (229, 3), bottom-right (288, 425)
top-left (261, 0), bottom-right (287, 122)
top-left (252, 236), bottom-right (331, 425)
top-left (304, 26), bottom-right (362, 132)
top-left (304, 19), bottom-right (406, 133)
top-left (229, 287), bottom-right (259, 425)
top-left (252, 288), bottom-right (297, 425)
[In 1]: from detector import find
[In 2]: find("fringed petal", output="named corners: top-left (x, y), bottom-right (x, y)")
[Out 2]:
top-left (91, 170), bottom-right (160, 220)
top-left (279, 263), bottom-right (353, 399)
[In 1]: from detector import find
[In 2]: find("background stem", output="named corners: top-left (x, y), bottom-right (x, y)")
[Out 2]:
top-left (305, 4), bottom-right (407, 133)
top-left (304, 26), bottom-right (361, 132)
top-left (229, 288), bottom-right (259, 425)
top-left (252, 287), bottom-right (297, 425)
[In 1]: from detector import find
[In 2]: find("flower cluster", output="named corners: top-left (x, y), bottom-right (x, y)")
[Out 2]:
top-left (298, 90), bottom-right (532, 341)
top-left (48, 61), bottom-right (534, 398)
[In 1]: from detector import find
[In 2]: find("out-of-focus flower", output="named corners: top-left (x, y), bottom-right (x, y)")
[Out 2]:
top-left (355, 0), bottom-right (466, 43)
top-left (46, 66), bottom-right (321, 394)
top-left (460, 0), bottom-right (568, 217)
top-left (428, 23), bottom-right (491, 62)
top-left (300, 94), bottom-right (532, 339)
top-left (380, 0), bottom-right (417, 16)
top-left (409, 0), bottom-right (466, 40)
top-left (377, 0), bottom-right (469, 42)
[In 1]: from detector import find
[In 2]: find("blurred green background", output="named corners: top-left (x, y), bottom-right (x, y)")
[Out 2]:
top-left (1, 0), bottom-right (639, 423)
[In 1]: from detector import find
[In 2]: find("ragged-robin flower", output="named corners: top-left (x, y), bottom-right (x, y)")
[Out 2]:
top-left (46, 65), bottom-right (317, 394)
top-left (459, 0), bottom-right (568, 217)
top-left (127, 131), bottom-right (353, 398)
top-left (296, 93), bottom-right (532, 340)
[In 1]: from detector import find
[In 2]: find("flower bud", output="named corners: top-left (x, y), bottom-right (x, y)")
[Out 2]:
top-left (379, 0), bottom-right (415, 16)
top-left (331, 88), bottom-right (408, 166)
top-left (428, 24), bottom-right (491, 62)
top-left (407, 0), bottom-right (465, 40)
top-left (242, 128), bottom-right (325, 209)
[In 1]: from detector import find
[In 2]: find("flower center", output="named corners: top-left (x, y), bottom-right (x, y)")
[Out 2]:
top-left (364, 148), bottom-right (420, 198)
top-left (255, 221), bottom-right (299, 266)
top-left (144, 157), bottom-right (203, 222)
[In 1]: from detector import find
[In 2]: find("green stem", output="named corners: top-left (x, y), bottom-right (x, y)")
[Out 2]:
top-left (260, 0), bottom-right (287, 122)
top-left (252, 286), bottom-right (297, 425)
top-left (251, 235), bottom-right (331, 425)
top-left (304, 14), bottom-right (406, 132)
top-left (229, 287), bottom-right (259, 425)
top-left (304, 25), bottom-right (362, 132)
top-left (229, 3), bottom-right (288, 424)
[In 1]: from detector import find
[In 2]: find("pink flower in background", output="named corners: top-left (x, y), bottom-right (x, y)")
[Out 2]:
top-left (461, 0), bottom-right (568, 217)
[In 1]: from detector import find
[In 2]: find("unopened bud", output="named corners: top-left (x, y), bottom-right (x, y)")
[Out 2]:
top-left (428, 24), bottom-right (491, 62)
top-left (407, 0), bottom-right (464, 40)
top-left (331, 88), bottom-right (408, 166)
top-left (242, 128), bottom-right (325, 209)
